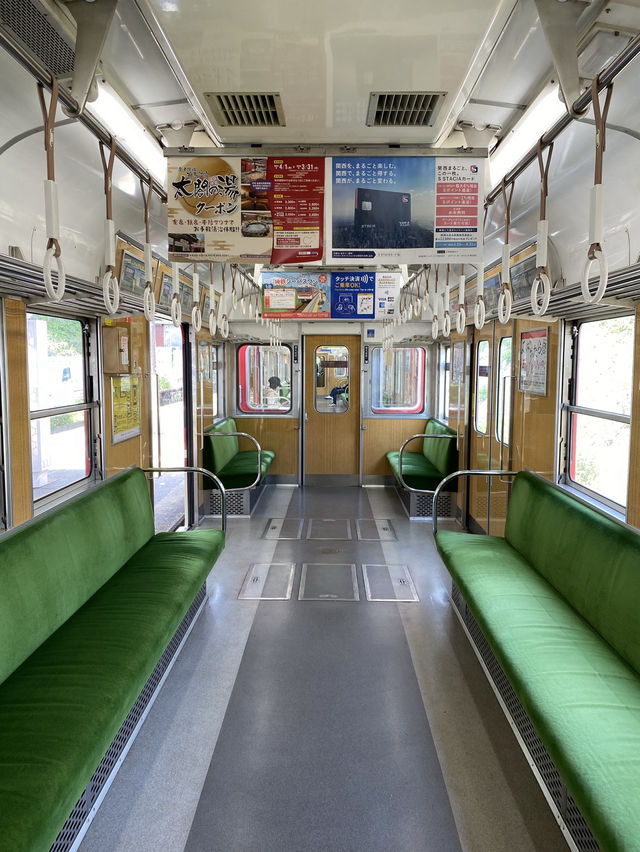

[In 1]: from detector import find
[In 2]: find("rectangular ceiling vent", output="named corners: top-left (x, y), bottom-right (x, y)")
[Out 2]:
top-left (366, 92), bottom-right (445, 127)
top-left (0, 0), bottom-right (75, 77)
top-left (205, 92), bottom-right (286, 127)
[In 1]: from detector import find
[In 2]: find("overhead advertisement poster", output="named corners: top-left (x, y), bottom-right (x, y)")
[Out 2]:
top-left (262, 270), bottom-right (331, 319)
top-left (331, 271), bottom-right (375, 319)
top-left (326, 156), bottom-right (484, 265)
top-left (375, 271), bottom-right (402, 318)
top-left (167, 156), bottom-right (324, 264)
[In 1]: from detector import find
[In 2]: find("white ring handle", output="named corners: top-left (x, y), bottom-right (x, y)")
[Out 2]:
top-left (220, 314), bottom-right (229, 338)
top-left (431, 317), bottom-right (439, 339)
top-left (192, 304), bottom-right (202, 332)
top-left (531, 273), bottom-right (551, 315)
top-left (497, 287), bottom-right (512, 324)
top-left (443, 312), bottom-right (451, 337)
top-left (581, 249), bottom-right (608, 304)
top-left (143, 282), bottom-right (155, 321)
top-left (474, 297), bottom-right (486, 330)
top-left (102, 270), bottom-right (120, 315)
top-left (171, 292), bottom-right (182, 327)
top-left (455, 305), bottom-right (466, 334)
top-left (43, 246), bottom-right (66, 301)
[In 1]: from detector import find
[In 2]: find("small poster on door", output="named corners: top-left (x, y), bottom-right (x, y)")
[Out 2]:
top-left (519, 327), bottom-right (548, 396)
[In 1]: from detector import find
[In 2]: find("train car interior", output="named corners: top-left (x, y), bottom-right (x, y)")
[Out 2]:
top-left (2, 0), bottom-right (640, 849)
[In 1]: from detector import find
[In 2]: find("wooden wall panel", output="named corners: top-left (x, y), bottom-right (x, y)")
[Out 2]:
top-left (363, 418), bottom-right (428, 475)
top-left (626, 305), bottom-right (640, 527)
top-left (5, 299), bottom-right (32, 525)
top-left (235, 417), bottom-right (299, 475)
top-left (510, 319), bottom-right (560, 480)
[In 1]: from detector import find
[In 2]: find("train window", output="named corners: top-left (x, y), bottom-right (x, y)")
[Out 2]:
top-left (314, 345), bottom-right (350, 412)
top-left (237, 344), bottom-right (291, 413)
top-left (437, 344), bottom-right (451, 421)
top-left (567, 316), bottom-right (634, 508)
top-left (370, 347), bottom-right (425, 414)
top-left (495, 337), bottom-right (513, 445)
top-left (27, 314), bottom-right (91, 501)
top-left (474, 340), bottom-right (490, 434)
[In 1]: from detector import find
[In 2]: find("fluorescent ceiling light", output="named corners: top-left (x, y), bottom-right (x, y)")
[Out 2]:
top-left (88, 81), bottom-right (167, 185)
top-left (489, 84), bottom-right (566, 187)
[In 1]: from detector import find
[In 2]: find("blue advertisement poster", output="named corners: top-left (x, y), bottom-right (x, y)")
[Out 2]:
top-left (331, 271), bottom-right (375, 319)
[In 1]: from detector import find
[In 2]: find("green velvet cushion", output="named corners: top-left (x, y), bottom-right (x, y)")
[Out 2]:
top-left (436, 529), bottom-right (640, 852)
top-left (423, 419), bottom-right (457, 476)
top-left (386, 451), bottom-right (444, 491)
top-left (505, 471), bottom-right (640, 675)
top-left (0, 527), bottom-right (224, 852)
top-left (217, 450), bottom-right (276, 489)
top-left (0, 468), bottom-right (154, 685)
top-left (204, 418), bottom-right (240, 474)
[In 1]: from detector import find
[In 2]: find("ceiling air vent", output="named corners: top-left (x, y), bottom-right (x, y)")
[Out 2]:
top-left (205, 92), bottom-right (286, 127)
top-left (366, 92), bottom-right (445, 127)
top-left (0, 0), bottom-right (75, 77)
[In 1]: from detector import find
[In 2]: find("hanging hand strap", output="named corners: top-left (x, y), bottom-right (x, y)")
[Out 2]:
top-left (38, 78), bottom-right (66, 300)
top-left (99, 136), bottom-right (120, 314)
top-left (140, 176), bottom-right (155, 321)
top-left (498, 179), bottom-right (515, 323)
top-left (531, 140), bottom-right (554, 315)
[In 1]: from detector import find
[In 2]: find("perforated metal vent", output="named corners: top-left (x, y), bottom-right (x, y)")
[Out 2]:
top-left (0, 0), bottom-right (75, 77)
top-left (366, 92), bottom-right (445, 127)
top-left (205, 92), bottom-right (285, 127)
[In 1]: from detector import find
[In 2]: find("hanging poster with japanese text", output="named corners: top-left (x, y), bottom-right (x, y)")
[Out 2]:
top-left (326, 156), bottom-right (484, 265)
top-left (111, 375), bottom-right (141, 444)
top-left (374, 271), bottom-right (402, 318)
top-left (167, 156), bottom-right (324, 264)
top-left (519, 327), bottom-right (548, 396)
top-left (266, 157), bottom-right (324, 264)
top-left (262, 270), bottom-right (331, 319)
top-left (331, 271), bottom-right (375, 319)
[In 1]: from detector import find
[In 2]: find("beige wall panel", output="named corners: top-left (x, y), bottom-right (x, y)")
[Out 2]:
top-left (363, 418), bottom-right (429, 475)
top-left (235, 417), bottom-right (299, 475)
top-left (6, 299), bottom-right (32, 525)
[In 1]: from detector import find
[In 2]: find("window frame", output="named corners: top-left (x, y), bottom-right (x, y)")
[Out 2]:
top-left (369, 346), bottom-right (426, 416)
top-left (495, 335), bottom-right (513, 446)
top-left (473, 339), bottom-right (490, 435)
top-left (236, 343), bottom-right (292, 415)
top-left (437, 343), bottom-right (451, 422)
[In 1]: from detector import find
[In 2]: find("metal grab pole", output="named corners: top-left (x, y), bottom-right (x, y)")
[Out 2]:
top-left (142, 466), bottom-right (227, 532)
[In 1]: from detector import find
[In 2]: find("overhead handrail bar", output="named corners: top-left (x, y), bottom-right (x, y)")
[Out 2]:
top-left (37, 77), bottom-right (66, 302)
top-left (497, 179), bottom-right (515, 323)
top-left (581, 77), bottom-right (613, 305)
top-left (531, 140), bottom-right (554, 315)
top-left (432, 469), bottom-right (517, 534)
top-left (99, 136), bottom-right (120, 315)
top-left (140, 176), bottom-right (156, 321)
top-left (485, 33), bottom-right (640, 204)
top-left (142, 465), bottom-right (226, 533)
top-left (0, 27), bottom-right (166, 204)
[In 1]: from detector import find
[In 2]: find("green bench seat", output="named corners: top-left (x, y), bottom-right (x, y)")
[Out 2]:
top-left (0, 467), bottom-right (225, 852)
top-left (386, 418), bottom-right (457, 491)
top-left (435, 470), bottom-right (640, 851)
top-left (203, 417), bottom-right (275, 489)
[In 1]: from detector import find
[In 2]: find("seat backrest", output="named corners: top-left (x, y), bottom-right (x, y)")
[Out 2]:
top-left (423, 419), bottom-right (457, 477)
top-left (204, 418), bottom-right (239, 473)
top-left (505, 470), bottom-right (640, 674)
top-left (0, 467), bottom-right (155, 685)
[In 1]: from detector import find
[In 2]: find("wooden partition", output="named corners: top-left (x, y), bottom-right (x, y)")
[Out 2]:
top-left (235, 417), bottom-right (299, 476)
top-left (362, 418), bottom-right (427, 476)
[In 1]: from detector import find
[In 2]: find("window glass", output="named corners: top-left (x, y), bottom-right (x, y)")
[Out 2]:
top-left (474, 340), bottom-right (490, 434)
top-left (27, 314), bottom-right (90, 500)
top-left (575, 317), bottom-right (633, 414)
top-left (371, 347), bottom-right (425, 414)
top-left (438, 345), bottom-right (451, 421)
top-left (237, 344), bottom-right (291, 413)
top-left (496, 337), bottom-right (512, 444)
top-left (570, 413), bottom-right (630, 506)
top-left (315, 345), bottom-right (349, 413)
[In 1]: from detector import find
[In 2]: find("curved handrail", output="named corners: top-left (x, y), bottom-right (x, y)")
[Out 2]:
top-left (142, 465), bottom-right (226, 533)
top-left (397, 432), bottom-right (456, 494)
top-left (207, 429), bottom-right (264, 491)
top-left (432, 469), bottom-right (516, 534)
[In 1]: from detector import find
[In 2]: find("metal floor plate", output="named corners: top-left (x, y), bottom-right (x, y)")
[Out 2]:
top-left (355, 519), bottom-right (397, 541)
top-left (262, 518), bottom-right (304, 540)
top-left (362, 564), bottom-right (419, 602)
top-left (299, 563), bottom-right (359, 601)
top-left (239, 563), bottom-right (296, 600)
top-left (306, 518), bottom-right (352, 540)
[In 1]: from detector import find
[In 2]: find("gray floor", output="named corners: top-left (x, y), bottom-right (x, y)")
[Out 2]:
top-left (79, 485), bottom-right (568, 852)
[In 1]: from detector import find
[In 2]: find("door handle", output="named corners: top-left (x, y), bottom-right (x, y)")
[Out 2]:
top-left (304, 412), bottom-right (309, 422)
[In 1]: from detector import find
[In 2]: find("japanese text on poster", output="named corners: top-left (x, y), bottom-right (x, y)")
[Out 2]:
top-left (331, 271), bottom-right (375, 319)
top-left (262, 271), bottom-right (331, 318)
top-left (519, 328), bottom-right (548, 396)
top-left (111, 376), bottom-right (141, 444)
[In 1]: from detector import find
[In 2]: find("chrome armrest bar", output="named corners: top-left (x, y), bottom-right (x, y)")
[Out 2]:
top-left (207, 430), bottom-right (263, 491)
top-left (432, 469), bottom-right (517, 535)
top-left (142, 466), bottom-right (226, 533)
top-left (397, 432), bottom-right (456, 494)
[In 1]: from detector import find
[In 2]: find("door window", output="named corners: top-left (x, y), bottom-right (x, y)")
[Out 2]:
top-left (314, 345), bottom-right (349, 412)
